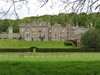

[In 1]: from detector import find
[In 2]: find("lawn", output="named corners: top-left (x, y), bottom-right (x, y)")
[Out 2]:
top-left (0, 52), bottom-right (100, 61)
top-left (0, 39), bottom-right (74, 48)
top-left (0, 52), bottom-right (100, 75)
top-left (0, 39), bottom-right (99, 75)
top-left (0, 61), bottom-right (100, 75)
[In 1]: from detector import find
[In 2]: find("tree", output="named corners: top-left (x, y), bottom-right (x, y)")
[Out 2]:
top-left (78, 13), bottom-right (88, 27)
top-left (35, 0), bottom-right (100, 13)
top-left (81, 29), bottom-right (100, 48)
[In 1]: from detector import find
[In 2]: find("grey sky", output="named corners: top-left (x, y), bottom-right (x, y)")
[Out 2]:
top-left (0, 0), bottom-right (66, 19)
top-left (0, 0), bottom-right (100, 19)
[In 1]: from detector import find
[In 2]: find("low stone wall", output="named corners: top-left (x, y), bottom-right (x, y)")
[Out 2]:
top-left (0, 34), bottom-right (8, 39)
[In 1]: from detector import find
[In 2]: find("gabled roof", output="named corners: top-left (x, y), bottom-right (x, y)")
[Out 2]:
top-left (52, 23), bottom-right (62, 28)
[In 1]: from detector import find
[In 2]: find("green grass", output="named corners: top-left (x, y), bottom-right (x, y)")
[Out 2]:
top-left (0, 39), bottom-right (99, 75)
top-left (0, 52), bottom-right (100, 61)
top-left (0, 52), bottom-right (100, 75)
top-left (0, 39), bottom-right (74, 48)
top-left (0, 61), bottom-right (100, 75)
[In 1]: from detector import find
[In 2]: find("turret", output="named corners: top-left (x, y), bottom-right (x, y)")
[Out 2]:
top-left (66, 23), bottom-right (71, 40)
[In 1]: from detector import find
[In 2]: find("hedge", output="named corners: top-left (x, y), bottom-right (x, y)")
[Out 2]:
top-left (0, 47), bottom-right (99, 52)
top-left (0, 47), bottom-right (37, 52)
top-left (0, 48), bottom-right (29, 52)
top-left (36, 48), bottom-right (100, 52)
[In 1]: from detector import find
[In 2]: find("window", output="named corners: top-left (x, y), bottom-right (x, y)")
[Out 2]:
top-left (33, 33), bottom-right (35, 36)
top-left (28, 33), bottom-right (30, 37)
top-left (49, 30), bottom-right (51, 32)
top-left (62, 34), bottom-right (64, 37)
top-left (43, 28), bottom-right (45, 31)
top-left (62, 30), bottom-right (64, 32)
top-left (58, 33), bottom-right (60, 36)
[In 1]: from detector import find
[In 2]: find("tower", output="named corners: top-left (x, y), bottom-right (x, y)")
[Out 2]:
top-left (66, 23), bottom-right (71, 40)
top-left (8, 26), bottom-right (13, 39)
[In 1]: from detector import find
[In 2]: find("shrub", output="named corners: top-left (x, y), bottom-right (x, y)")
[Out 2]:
top-left (64, 40), bottom-right (74, 46)
top-left (36, 48), bottom-right (100, 52)
top-left (81, 29), bottom-right (100, 48)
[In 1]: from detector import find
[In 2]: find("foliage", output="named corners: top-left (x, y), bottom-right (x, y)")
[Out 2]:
top-left (64, 40), bottom-right (74, 46)
top-left (0, 13), bottom-right (100, 33)
top-left (81, 29), bottom-right (100, 48)
top-left (36, 48), bottom-right (100, 52)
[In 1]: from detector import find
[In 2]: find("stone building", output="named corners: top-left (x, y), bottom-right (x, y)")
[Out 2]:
top-left (0, 21), bottom-right (89, 46)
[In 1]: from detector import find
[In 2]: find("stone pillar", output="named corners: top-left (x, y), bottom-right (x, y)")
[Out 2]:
top-left (90, 23), bottom-right (94, 29)
top-left (77, 39), bottom-right (81, 46)
top-left (8, 26), bottom-right (13, 39)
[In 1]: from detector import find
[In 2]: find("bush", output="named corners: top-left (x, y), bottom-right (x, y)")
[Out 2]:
top-left (64, 40), bottom-right (75, 46)
top-left (36, 48), bottom-right (100, 52)
top-left (0, 47), bottom-right (37, 52)
top-left (81, 29), bottom-right (100, 48)
top-left (0, 47), bottom-right (100, 52)
top-left (0, 48), bottom-right (29, 52)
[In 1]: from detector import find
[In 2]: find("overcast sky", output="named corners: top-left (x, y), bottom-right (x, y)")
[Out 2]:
top-left (0, 0), bottom-right (67, 19)
top-left (0, 0), bottom-right (100, 19)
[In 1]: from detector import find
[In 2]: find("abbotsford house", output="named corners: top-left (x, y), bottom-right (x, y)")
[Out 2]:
top-left (0, 21), bottom-right (93, 45)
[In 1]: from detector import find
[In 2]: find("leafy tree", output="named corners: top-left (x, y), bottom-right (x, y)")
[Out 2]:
top-left (78, 13), bottom-right (88, 27)
top-left (81, 29), bottom-right (100, 48)
top-left (0, 19), bottom-right (10, 33)
top-left (0, 13), bottom-right (100, 33)
top-left (68, 13), bottom-right (78, 26)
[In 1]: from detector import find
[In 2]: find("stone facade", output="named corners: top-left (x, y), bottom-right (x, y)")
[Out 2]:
top-left (0, 21), bottom-right (89, 43)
